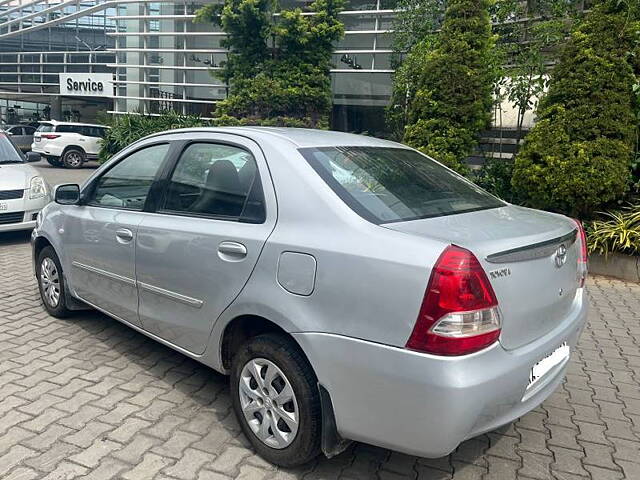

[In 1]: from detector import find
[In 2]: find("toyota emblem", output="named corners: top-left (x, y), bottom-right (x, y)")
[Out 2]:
top-left (555, 244), bottom-right (567, 268)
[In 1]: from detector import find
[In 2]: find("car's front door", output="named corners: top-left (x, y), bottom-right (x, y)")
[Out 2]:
top-left (135, 135), bottom-right (276, 354)
top-left (63, 142), bottom-right (171, 326)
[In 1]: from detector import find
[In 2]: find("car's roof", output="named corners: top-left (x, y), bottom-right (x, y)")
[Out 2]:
top-left (149, 127), bottom-right (404, 149)
top-left (39, 120), bottom-right (108, 128)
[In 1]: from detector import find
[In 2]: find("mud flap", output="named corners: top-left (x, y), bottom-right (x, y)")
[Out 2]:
top-left (318, 383), bottom-right (352, 458)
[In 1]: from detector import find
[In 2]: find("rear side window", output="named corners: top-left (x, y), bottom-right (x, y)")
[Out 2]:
top-left (56, 125), bottom-right (82, 134)
top-left (300, 146), bottom-right (505, 224)
top-left (162, 142), bottom-right (265, 223)
top-left (36, 123), bottom-right (54, 133)
top-left (24, 127), bottom-right (36, 135)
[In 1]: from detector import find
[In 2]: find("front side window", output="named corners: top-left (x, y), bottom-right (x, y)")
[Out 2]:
top-left (300, 146), bottom-right (505, 224)
top-left (163, 143), bottom-right (264, 222)
top-left (89, 143), bottom-right (169, 210)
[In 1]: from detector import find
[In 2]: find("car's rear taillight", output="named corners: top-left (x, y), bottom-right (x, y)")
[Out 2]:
top-left (573, 219), bottom-right (588, 288)
top-left (406, 245), bottom-right (501, 356)
top-left (41, 134), bottom-right (60, 140)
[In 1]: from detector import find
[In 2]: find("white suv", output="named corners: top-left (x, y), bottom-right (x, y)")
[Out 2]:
top-left (31, 121), bottom-right (109, 168)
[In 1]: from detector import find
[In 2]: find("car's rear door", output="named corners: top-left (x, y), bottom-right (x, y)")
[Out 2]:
top-left (135, 133), bottom-right (276, 354)
top-left (63, 142), bottom-right (172, 326)
top-left (82, 126), bottom-right (106, 156)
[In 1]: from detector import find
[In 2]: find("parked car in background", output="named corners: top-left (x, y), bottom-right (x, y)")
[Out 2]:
top-left (4, 125), bottom-right (36, 152)
top-left (32, 128), bottom-right (588, 467)
top-left (31, 120), bottom-right (109, 168)
top-left (0, 130), bottom-right (50, 232)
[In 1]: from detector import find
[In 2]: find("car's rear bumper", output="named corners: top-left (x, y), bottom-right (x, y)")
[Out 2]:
top-left (293, 289), bottom-right (587, 458)
top-left (31, 143), bottom-right (64, 157)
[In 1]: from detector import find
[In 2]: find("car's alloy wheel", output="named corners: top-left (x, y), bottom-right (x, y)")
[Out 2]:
top-left (231, 334), bottom-right (321, 467)
top-left (36, 246), bottom-right (71, 318)
top-left (40, 257), bottom-right (60, 308)
top-left (63, 149), bottom-right (84, 168)
top-left (239, 358), bottom-right (299, 449)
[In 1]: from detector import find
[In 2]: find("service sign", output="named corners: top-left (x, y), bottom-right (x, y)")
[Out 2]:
top-left (59, 73), bottom-right (113, 98)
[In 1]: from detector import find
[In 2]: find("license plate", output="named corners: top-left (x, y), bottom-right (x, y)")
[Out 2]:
top-left (528, 342), bottom-right (570, 389)
top-left (0, 202), bottom-right (7, 211)
top-left (35, 137), bottom-right (41, 142)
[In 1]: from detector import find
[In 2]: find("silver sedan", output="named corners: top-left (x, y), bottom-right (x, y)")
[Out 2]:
top-left (31, 127), bottom-right (588, 466)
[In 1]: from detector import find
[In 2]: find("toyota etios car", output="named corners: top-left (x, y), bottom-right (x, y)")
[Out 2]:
top-left (32, 128), bottom-right (588, 466)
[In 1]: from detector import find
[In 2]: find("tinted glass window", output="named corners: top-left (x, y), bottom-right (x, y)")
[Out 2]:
top-left (36, 123), bottom-right (54, 133)
top-left (89, 143), bottom-right (169, 210)
top-left (0, 132), bottom-right (24, 163)
top-left (24, 127), bottom-right (36, 135)
top-left (300, 147), bottom-right (505, 224)
top-left (163, 143), bottom-right (264, 221)
top-left (56, 125), bottom-right (82, 134)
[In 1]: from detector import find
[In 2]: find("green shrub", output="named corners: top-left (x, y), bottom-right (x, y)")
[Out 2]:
top-left (512, 0), bottom-right (640, 217)
top-left (398, 0), bottom-right (498, 174)
top-left (99, 111), bottom-right (210, 163)
top-left (587, 205), bottom-right (640, 257)
top-left (473, 158), bottom-right (520, 203)
top-left (196, 0), bottom-right (343, 128)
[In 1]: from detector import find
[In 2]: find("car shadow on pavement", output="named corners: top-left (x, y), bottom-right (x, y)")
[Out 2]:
top-left (0, 230), bottom-right (32, 247)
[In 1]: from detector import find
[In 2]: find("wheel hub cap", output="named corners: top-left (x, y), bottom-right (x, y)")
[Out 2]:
top-left (40, 257), bottom-right (60, 307)
top-left (239, 358), bottom-right (299, 449)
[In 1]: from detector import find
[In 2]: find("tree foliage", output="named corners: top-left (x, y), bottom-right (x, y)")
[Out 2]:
top-left (195, 0), bottom-right (344, 128)
top-left (395, 0), bottom-right (498, 174)
top-left (512, 0), bottom-right (640, 217)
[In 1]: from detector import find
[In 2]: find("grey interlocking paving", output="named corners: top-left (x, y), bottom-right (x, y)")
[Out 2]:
top-left (1, 233), bottom-right (639, 479)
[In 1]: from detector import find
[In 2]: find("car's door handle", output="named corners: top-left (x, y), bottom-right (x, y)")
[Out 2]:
top-left (115, 228), bottom-right (134, 243)
top-left (218, 241), bottom-right (247, 260)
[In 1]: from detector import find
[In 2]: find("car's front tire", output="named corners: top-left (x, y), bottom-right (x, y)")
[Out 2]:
top-left (36, 246), bottom-right (72, 318)
top-left (230, 334), bottom-right (321, 467)
top-left (62, 148), bottom-right (85, 169)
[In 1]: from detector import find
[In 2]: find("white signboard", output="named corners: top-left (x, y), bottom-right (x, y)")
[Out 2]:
top-left (59, 73), bottom-right (113, 98)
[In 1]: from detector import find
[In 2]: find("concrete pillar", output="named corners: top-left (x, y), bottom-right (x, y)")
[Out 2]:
top-left (50, 96), bottom-right (62, 120)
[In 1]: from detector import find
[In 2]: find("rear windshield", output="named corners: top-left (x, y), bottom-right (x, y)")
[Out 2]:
top-left (36, 123), bottom-right (54, 133)
top-left (300, 146), bottom-right (505, 224)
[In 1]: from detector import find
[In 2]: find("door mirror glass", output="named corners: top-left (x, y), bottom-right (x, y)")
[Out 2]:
top-left (55, 184), bottom-right (81, 205)
top-left (26, 152), bottom-right (41, 163)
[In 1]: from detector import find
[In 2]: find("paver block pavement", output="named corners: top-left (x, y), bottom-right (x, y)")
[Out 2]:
top-left (1, 235), bottom-right (640, 478)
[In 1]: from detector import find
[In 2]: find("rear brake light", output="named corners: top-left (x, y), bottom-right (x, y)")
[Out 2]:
top-left (573, 219), bottom-right (588, 287)
top-left (406, 245), bottom-right (501, 356)
top-left (41, 134), bottom-right (60, 140)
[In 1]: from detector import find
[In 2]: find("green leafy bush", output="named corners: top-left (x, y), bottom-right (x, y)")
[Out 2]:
top-left (512, 0), bottom-right (640, 217)
top-left (587, 205), bottom-right (640, 257)
top-left (196, 0), bottom-right (343, 128)
top-left (473, 158), bottom-right (520, 203)
top-left (398, 0), bottom-right (498, 174)
top-left (99, 111), bottom-right (210, 163)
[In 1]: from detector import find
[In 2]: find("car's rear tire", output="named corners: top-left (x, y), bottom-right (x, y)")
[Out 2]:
top-left (62, 148), bottom-right (85, 169)
top-left (45, 156), bottom-right (62, 167)
top-left (36, 246), bottom-right (72, 318)
top-left (230, 334), bottom-right (321, 467)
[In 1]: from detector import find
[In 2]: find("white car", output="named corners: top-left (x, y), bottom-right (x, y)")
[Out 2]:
top-left (31, 120), bottom-right (109, 169)
top-left (0, 131), bottom-right (51, 232)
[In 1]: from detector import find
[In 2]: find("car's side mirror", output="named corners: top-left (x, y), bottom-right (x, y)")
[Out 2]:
top-left (55, 184), bottom-right (81, 205)
top-left (26, 152), bottom-right (41, 163)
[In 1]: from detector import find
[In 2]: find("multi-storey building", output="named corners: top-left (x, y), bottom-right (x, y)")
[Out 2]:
top-left (0, 0), bottom-right (396, 134)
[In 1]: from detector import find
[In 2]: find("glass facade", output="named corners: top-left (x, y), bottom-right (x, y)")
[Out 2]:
top-left (0, 0), bottom-right (394, 132)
